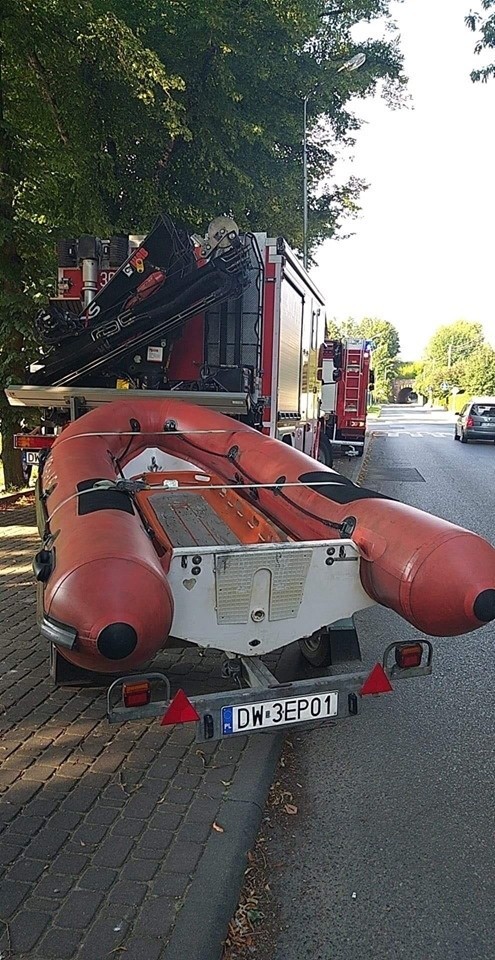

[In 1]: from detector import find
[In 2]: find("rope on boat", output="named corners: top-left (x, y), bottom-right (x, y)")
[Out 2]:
top-left (43, 477), bottom-right (354, 529)
top-left (50, 428), bottom-right (239, 446)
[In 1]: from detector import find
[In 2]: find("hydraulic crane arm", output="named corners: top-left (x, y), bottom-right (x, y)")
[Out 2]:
top-left (30, 213), bottom-right (250, 387)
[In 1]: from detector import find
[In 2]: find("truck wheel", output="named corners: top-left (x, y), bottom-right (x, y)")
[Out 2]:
top-left (299, 631), bottom-right (333, 667)
top-left (317, 434), bottom-right (333, 468)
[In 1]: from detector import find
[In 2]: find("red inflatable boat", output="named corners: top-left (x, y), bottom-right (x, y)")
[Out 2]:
top-left (35, 398), bottom-right (495, 674)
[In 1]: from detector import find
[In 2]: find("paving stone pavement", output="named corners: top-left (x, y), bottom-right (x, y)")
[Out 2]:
top-left (0, 499), bottom-right (260, 959)
top-left (0, 450), bottom-right (362, 959)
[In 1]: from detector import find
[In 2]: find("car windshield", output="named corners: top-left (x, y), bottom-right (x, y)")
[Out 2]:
top-left (471, 404), bottom-right (495, 417)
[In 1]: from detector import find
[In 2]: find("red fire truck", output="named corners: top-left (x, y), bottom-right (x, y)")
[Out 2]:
top-left (318, 338), bottom-right (374, 464)
top-left (7, 213), bottom-right (373, 466)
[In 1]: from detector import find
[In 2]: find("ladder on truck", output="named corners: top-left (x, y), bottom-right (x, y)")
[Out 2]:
top-left (342, 341), bottom-right (364, 418)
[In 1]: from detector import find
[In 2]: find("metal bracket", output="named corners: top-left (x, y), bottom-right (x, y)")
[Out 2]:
top-left (382, 639), bottom-right (433, 680)
top-left (106, 673), bottom-right (171, 722)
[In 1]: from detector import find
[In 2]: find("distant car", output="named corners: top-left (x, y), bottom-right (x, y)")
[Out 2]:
top-left (454, 397), bottom-right (495, 443)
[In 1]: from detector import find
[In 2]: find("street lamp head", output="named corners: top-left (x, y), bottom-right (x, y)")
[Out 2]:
top-left (338, 52), bottom-right (367, 73)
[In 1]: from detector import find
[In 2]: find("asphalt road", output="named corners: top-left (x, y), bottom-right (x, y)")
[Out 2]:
top-left (265, 405), bottom-right (495, 960)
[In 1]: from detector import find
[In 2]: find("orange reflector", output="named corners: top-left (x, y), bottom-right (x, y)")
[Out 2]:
top-left (160, 689), bottom-right (200, 726)
top-left (123, 680), bottom-right (151, 708)
top-left (395, 643), bottom-right (423, 670)
top-left (360, 663), bottom-right (393, 696)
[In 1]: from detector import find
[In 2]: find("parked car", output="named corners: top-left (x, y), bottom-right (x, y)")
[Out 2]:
top-left (454, 397), bottom-right (495, 443)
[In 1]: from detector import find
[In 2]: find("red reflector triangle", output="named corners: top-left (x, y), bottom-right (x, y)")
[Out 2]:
top-left (160, 688), bottom-right (200, 726)
top-left (360, 663), bottom-right (393, 696)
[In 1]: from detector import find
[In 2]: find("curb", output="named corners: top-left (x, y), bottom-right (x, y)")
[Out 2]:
top-left (163, 732), bottom-right (283, 960)
top-left (0, 489), bottom-right (34, 509)
top-left (356, 430), bottom-right (376, 486)
top-left (334, 429), bottom-right (373, 485)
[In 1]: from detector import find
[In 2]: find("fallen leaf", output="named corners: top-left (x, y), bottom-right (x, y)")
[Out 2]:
top-left (212, 821), bottom-right (224, 833)
top-left (284, 803), bottom-right (298, 815)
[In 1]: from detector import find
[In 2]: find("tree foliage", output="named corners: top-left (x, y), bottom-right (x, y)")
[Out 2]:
top-left (396, 360), bottom-right (424, 378)
top-left (0, 0), bottom-right (406, 486)
top-left (414, 321), bottom-right (492, 401)
top-left (325, 317), bottom-right (342, 339)
top-left (466, 1), bottom-right (495, 82)
top-left (421, 320), bottom-right (484, 367)
top-left (461, 344), bottom-right (495, 394)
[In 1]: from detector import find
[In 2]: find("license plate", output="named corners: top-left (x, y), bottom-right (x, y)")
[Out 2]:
top-left (25, 451), bottom-right (40, 465)
top-left (221, 691), bottom-right (338, 735)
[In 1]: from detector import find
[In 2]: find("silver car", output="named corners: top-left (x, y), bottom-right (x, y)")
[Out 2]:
top-left (454, 397), bottom-right (495, 443)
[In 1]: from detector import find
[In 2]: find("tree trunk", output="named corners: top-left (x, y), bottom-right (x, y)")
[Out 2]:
top-left (0, 402), bottom-right (24, 490)
top-left (0, 11), bottom-right (29, 489)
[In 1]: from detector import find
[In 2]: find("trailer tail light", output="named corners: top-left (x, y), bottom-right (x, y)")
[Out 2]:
top-left (14, 435), bottom-right (54, 450)
top-left (359, 663), bottom-right (393, 696)
top-left (123, 680), bottom-right (151, 708)
top-left (160, 689), bottom-right (200, 726)
top-left (395, 643), bottom-right (423, 670)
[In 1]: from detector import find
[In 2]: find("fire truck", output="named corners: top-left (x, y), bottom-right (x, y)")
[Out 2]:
top-left (318, 338), bottom-right (374, 464)
top-left (6, 212), bottom-right (373, 466)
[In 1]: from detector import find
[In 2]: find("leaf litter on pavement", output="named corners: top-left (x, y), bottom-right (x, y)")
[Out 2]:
top-left (222, 739), bottom-right (301, 959)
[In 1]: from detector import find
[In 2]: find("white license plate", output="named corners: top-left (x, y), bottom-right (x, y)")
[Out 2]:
top-left (221, 691), bottom-right (338, 735)
top-left (25, 451), bottom-right (40, 465)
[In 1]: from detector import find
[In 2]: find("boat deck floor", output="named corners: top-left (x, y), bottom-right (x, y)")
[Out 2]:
top-left (148, 491), bottom-right (241, 548)
top-left (135, 472), bottom-right (289, 550)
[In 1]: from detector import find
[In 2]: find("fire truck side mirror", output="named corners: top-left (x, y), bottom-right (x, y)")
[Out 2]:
top-left (369, 370), bottom-right (375, 389)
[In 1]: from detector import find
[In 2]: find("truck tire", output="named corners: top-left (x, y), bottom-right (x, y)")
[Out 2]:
top-left (317, 433), bottom-right (333, 468)
top-left (299, 631), bottom-right (333, 667)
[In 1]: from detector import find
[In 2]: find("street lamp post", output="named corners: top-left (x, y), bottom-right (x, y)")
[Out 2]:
top-left (302, 52), bottom-right (366, 272)
top-left (303, 94), bottom-right (309, 269)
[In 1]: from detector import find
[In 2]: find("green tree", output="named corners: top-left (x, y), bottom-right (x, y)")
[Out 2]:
top-left (396, 360), bottom-right (424, 378)
top-left (415, 361), bottom-right (465, 402)
top-left (466, 2), bottom-right (495, 82)
top-left (1, 0), bottom-right (187, 487)
top-left (325, 318), bottom-right (342, 339)
top-left (352, 317), bottom-right (401, 402)
top-left (422, 320), bottom-right (485, 368)
top-left (355, 317), bottom-right (400, 358)
top-left (461, 344), bottom-right (495, 394)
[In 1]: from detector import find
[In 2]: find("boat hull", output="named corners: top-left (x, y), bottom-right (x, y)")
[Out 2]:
top-left (37, 397), bottom-right (495, 675)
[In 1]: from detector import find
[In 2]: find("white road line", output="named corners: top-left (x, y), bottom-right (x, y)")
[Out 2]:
top-left (372, 430), bottom-right (452, 438)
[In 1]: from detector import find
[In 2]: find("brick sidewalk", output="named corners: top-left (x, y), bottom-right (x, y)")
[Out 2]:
top-left (0, 503), bottom-right (253, 959)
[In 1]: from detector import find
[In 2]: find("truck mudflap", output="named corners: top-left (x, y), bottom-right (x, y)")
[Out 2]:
top-left (106, 640), bottom-right (433, 742)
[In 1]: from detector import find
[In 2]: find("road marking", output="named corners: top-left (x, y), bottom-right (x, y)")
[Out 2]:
top-left (372, 430), bottom-right (453, 438)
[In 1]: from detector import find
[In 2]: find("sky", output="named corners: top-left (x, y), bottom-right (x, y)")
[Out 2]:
top-left (312, 0), bottom-right (495, 360)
